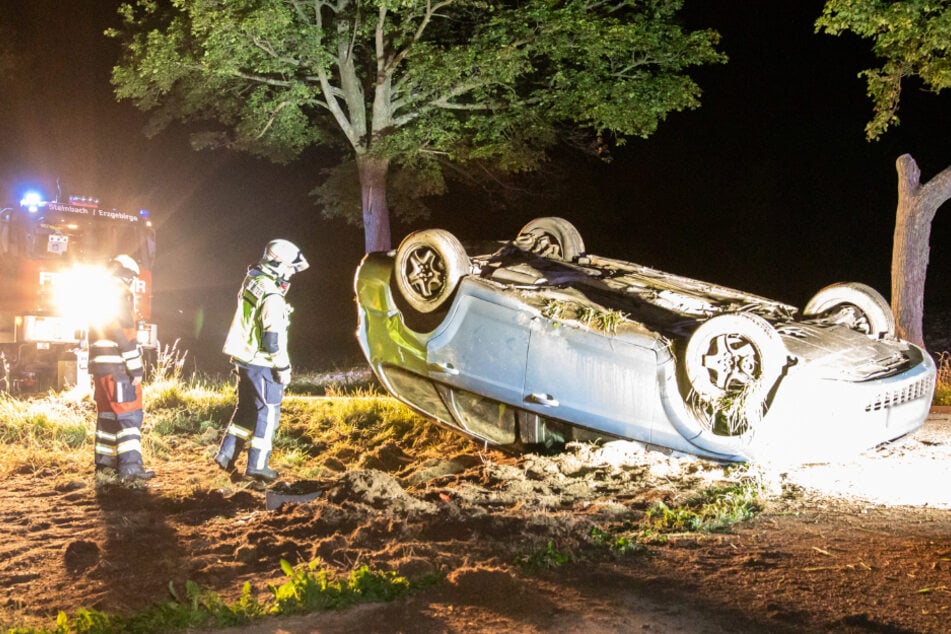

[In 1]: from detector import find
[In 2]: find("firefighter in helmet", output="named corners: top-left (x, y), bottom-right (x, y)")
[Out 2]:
top-left (215, 239), bottom-right (309, 482)
top-left (90, 254), bottom-right (154, 481)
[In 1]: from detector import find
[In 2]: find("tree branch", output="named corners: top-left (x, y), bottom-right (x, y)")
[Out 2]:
top-left (918, 161), bottom-right (951, 218)
top-left (255, 101), bottom-right (292, 139)
top-left (384, 0), bottom-right (456, 75)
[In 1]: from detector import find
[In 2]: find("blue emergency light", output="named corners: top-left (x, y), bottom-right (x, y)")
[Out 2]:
top-left (19, 191), bottom-right (45, 213)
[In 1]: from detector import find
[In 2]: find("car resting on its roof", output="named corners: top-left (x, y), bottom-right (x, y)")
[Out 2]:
top-left (354, 217), bottom-right (935, 463)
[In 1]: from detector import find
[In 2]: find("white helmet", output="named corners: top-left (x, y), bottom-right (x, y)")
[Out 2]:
top-left (110, 254), bottom-right (140, 280)
top-left (262, 239), bottom-right (309, 279)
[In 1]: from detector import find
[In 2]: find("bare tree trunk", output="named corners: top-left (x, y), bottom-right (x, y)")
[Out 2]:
top-left (891, 154), bottom-right (951, 348)
top-left (357, 155), bottom-right (393, 253)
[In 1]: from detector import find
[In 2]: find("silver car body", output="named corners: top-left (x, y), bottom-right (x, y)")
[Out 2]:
top-left (355, 221), bottom-right (935, 463)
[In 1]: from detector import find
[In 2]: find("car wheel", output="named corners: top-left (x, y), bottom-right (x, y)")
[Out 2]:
top-left (803, 282), bottom-right (895, 338)
top-left (683, 312), bottom-right (788, 435)
top-left (394, 229), bottom-right (469, 314)
top-left (514, 217), bottom-right (585, 262)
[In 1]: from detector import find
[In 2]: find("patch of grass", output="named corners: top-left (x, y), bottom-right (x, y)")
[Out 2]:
top-left (0, 364), bottom-right (466, 482)
top-left (270, 559), bottom-right (411, 614)
top-left (149, 339), bottom-right (189, 384)
top-left (645, 482), bottom-right (762, 534)
top-left (593, 308), bottom-right (628, 334)
top-left (589, 526), bottom-right (646, 555)
top-left (541, 298), bottom-right (566, 321)
top-left (590, 468), bottom-right (768, 548)
top-left (278, 391), bottom-right (469, 471)
top-left (9, 560), bottom-right (412, 634)
top-left (933, 351), bottom-right (951, 406)
top-left (0, 391), bottom-right (90, 450)
top-left (685, 379), bottom-right (768, 437)
top-left (144, 379), bottom-right (231, 421)
top-left (514, 541), bottom-right (571, 571)
top-left (576, 305), bottom-right (597, 327)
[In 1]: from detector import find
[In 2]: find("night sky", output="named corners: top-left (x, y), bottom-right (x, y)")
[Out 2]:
top-left (2, 1), bottom-right (950, 373)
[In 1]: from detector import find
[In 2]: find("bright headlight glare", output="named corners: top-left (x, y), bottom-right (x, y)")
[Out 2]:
top-left (51, 265), bottom-right (122, 327)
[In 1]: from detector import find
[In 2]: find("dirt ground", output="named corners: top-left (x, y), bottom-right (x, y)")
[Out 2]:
top-left (1, 409), bottom-right (949, 634)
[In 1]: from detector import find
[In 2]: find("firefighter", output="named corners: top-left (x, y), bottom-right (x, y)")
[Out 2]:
top-left (90, 254), bottom-right (154, 481)
top-left (214, 239), bottom-right (309, 482)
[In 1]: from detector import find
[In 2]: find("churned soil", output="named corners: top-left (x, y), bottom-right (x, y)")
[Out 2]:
top-left (1, 410), bottom-right (949, 633)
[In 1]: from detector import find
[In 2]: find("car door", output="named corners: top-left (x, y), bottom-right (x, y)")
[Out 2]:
top-left (426, 281), bottom-right (530, 408)
top-left (523, 317), bottom-right (658, 443)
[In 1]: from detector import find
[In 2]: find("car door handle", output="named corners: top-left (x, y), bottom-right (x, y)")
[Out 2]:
top-left (428, 362), bottom-right (459, 376)
top-left (526, 392), bottom-right (559, 407)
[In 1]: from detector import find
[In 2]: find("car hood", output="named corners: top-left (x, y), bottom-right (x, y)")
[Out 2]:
top-left (776, 321), bottom-right (916, 381)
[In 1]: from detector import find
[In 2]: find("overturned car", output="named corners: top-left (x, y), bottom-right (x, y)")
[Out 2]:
top-left (354, 218), bottom-right (935, 463)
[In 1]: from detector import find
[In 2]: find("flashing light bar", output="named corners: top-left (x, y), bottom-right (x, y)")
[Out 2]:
top-left (20, 191), bottom-right (46, 213)
top-left (68, 196), bottom-right (101, 208)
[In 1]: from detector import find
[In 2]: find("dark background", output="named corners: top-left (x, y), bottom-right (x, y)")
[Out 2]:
top-left (2, 1), bottom-right (949, 374)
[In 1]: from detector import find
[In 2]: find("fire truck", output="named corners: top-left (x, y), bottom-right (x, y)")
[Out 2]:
top-left (0, 191), bottom-right (157, 393)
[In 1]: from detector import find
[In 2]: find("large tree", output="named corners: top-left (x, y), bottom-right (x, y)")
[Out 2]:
top-left (109, 0), bottom-right (724, 252)
top-left (817, 0), bottom-right (951, 347)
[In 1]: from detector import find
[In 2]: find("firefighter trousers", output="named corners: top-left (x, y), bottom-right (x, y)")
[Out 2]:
top-left (216, 363), bottom-right (284, 473)
top-left (92, 371), bottom-right (145, 472)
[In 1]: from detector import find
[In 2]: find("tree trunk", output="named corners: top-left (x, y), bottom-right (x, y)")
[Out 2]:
top-left (357, 155), bottom-right (393, 253)
top-left (891, 154), bottom-right (951, 348)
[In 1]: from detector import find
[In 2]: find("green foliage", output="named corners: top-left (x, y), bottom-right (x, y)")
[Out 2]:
top-left (514, 541), bottom-right (571, 570)
top-left (541, 298), bottom-right (566, 321)
top-left (589, 526), bottom-right (646, 555)
top-left (645, 483), bottom-right (761, 533)
top-left (0, 392), bottom-right (90, 449)
top-left (272, 390), bottom-right (472, 479)
top-left (108, 0), bottom-right (725, 227)
top-left (687, 380), bottom-right (766, 438)
top-left (269, 560), bottom-right (410, 614)
top-left (144, 380), bottom-right (233, 445)
top-left (817, 0), bottom-right (951, 139)
top-left (145, 379), bottom-right (231, 417)
top-left (933, 351), bottom-right (951, 406)
top-left (547, 301), bottom-right (629, 333)
top-left (10, 561), bottom-right (410, 633)
top-left (594, 308), bottom-right (628, 334)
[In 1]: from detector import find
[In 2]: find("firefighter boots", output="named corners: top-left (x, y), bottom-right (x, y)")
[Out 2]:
top-left (213, 452), bottom-right (236, 473)
top-left (119, 466), bottom-right (155, 482)
top-left (245, 466), bottom-right (280, 483)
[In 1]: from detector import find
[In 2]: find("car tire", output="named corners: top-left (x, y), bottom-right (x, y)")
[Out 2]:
top-left (394, 229), bottom-right (469, 314)
top-left (802, 282), bottom-right (895, 338)
top-left (514, 217), bottom-right (586, 262)
top-left (683, 312), bottom-right (788, 435)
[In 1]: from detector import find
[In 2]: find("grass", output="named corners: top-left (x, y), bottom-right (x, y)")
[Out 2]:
top-left (0, 391), bottom-right (90, 449)
top-left (933, 351), bottom-right (951, 406)
top-left (0, 367), bottom-right (451, 634)
top-left (586, 465), bottom-right (770, 552)
top-left (643, 481), bottom-right (762, 534)
top-left (514, 541), bottom-right (571, 571)
top-left (8, 560), bottom-right (417, 634)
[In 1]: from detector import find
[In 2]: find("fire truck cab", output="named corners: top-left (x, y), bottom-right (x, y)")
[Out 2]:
top-left (0, 192), bottom-right (157, 393)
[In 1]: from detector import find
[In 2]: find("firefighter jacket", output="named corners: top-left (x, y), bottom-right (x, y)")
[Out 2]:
top-left (222, 265), bottom-right (292, 370)
top-left (89, 276), bottom-right (144, 380)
